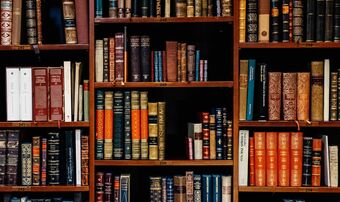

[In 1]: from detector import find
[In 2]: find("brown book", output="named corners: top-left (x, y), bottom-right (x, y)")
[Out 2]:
top-left (75, 0), bottom-right (89, 44)
top-left (36, 0), bottom-right (42, 44)
top-left (278, 132), bottom-right (290, 186)
top-left (109, 37), bottom-right (115, 81)
top-left (266, 132), bottom-right (277, 186)
top-left (282, 73), bottom-right (297, 120)
top-left (1, 0), bottom-right (12, 45)
top-left (239, 60), bottom-right (248, 121)
top-left (268, 72), bottom-right (282, 120)
top-left (62, 0), bottom-right (77, 44)
top-left (81, 135), bottom-right (89, 185)
top-left (166, 41), bottom-right (178, 82)
top-left (49, 67), bottom-right (64, 121)
top-left (330, 72), bottom-right (338, 121)
top-left (254, 132), bottom-right (266, 186)
top-left (187, 45), bottom-right (196, 81)
top-left (297, 72), bottom-right (310, 121)
top-left (290, 131), bottom-right (303, 187)
top-left (312, 138), bottom-right (322, 186)
top-left (249, 137), bottom-right (255, 186)
top-left (32, 136), bottom-right (40, 185)
top-left (115, 33), bottom-right (124, 81)
top-left (33, 68), bottom-right (49, 121)
top-left (177, 43), bottom-right (182, 81)
top-left (174, 175), bottom-right (186, 201)
top-left (311, 61), bottom-right (324, 121)
top-left (180, 43), bottom-right (187, 82)
top-left (12, 0), bottom-right (22, 45)
top-left (258, 0), bottom-right (270, 42)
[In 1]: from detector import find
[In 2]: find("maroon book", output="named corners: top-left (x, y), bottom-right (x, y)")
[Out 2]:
top-left (115, 33), bottom-right (124, 81)
top-left (75, 0), bottom-right (88, 44)
top-left (33, 68), bottom-right (49, 121)
top-left (49, 67), bottom-right (64, 121)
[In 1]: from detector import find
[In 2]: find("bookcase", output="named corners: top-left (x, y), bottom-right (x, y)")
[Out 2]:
top-left (235, 0), bottom-right (340, 202)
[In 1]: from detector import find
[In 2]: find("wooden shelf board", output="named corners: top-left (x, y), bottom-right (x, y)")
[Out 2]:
top-left (95, 16), bottom-right (233, 24)
top-left (95, 160), bottom-right (233, 166)
top-left (0, 186), bottom-right (89, 192)
top-left (0, 44), bottom-right (89, 51)
top-left (0, 122), bottom-right (89, 128)
top-left (94, 81), bottom-right (233, 88)
top-left (239, 42), bottom-right (340, 49)
top-left (239, 186), bottom-right (340, 193)
top-left (239, 121), bottom-right (340, 127)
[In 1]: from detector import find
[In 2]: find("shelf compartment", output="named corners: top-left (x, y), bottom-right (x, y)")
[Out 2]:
top-left (239, 42), bottom-right (340, 49)
top-left (95, 160), bottom-right (233, 166)
top-left (239, 186), bottom-right (340, 193)
top-left (95, 16), bottom-right (233, 24)
top-left (0, 122), bottom-right (89, 128)
top-left (0, 44), bottom-right (89, 51)
top-left (239, 121), bottom-right (340, 128)
top-left (0, 186), bottom-right (89, 192)
top-left (94, 81), bottom-right (233, 88)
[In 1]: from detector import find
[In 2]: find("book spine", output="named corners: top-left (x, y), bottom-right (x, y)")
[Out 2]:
top-left (202, 175), bottom-right (211, 202)
top-left (292, 0), bottom-right (303, 42)
top-left (104, 173), bottom-right (113, 201)
top-left (192, 123), bottom-right (203, 160)
top-left (33, 68), bottom-right (48, 121)
top-left (187, 45), bottom-right (196, 81)
top-left (186, 171), bottom-right (194, 201)
top-left (290, 132), bottom-right (303, 187)
top-left (64, 61), bottom-right (72, 122)
top-left (124, 91), bottom-right (132, 159)
top-left (104, 91), bottom-right (113, 160)
top-left (249, 137), bottom-right (255, 186)
top-left (297, 73), bottom-right (310, 121)
top-left (195, 0), bottom-right (201, 16)
top-left (65, 131), bottom-right (74, 185)
top-left (266, 132), bottom-right (277, 186)
top-left (141, 0), bottom-right (148, 17)
top-left (239, 60), bottom-right (248, 120)
top-left (1, 0), bottom-right (12, 45)
top-left (156, 0), bottom-right (160, 17)
top-left (96, 90), bottom-right (105, 160)
top-left (202, 0), bottom-right (207, 16)
top-left (21, 143), bottom-right (32, 185)
top-left (36, 0), bottom-right (42, 44)
top-left (132, 0), bottom-right (138, 17)
top-left (96, 172), bottom-right (104, 201)
top-left (201, 112), bottom-right (210, 159)
top-left (215, 108), bottom-right (223, 160)
top-left (176, 0), bottom-right (187, 17)
top-left (312, 138), bottom-right (322, 186)
top-left (180, 43), bottom-right (187, 82)
top-left (130, 36), bottom-right (141, 82)
top-left (0, 131), bottom-right (6, 185)
top-left (258, 0), bottom-right (270, 42)
top-left (120, 174), bottom-right (130, 202)
top-left (63, 0), bottom-right (77, 44)
top-left (282, 0), bottom-right (290, 42)
top-left (325, 0), bottom-right (334, 41)
top-left (109, 38), bottom-right (116, 82)
top-left (75, 0), bottom-right (89, 43)
top-left (302, 136), bottom-right (313, 186)
top-left (282, 73), bottom-right (297, 120)
top-left (306, 0), bottom-right (315, 42)
top-left (118, 0), bottom-right (125, 17)
top-left (6, 130), bottom-right (19, 185)
top-left (322, 135), bottom-right (330, 186)
top-left (96, 40), bottom-right (104, 82)
top-left (174, 176), bottom-right (187, 201)
top-left (6, 68), bottom-right (20, 121)
top-left (257, 63), bottom-right (268, 120)
top-left (148, 102), bottom-right (159, 160)
top-left (222, 176), bottom-right (231, 202)
top-left (246, 0), bottom-right (258, 42)
top-left (212, 175), bottom-right (221, 202)
top-left (330, 72), bottom-right (338, 120)
top-left (96, 0), bottom-right (103, 17)
top-left (271, 0), bottom-right (279, 42)
top-left (316, 0), bottom-right (325, 42)
top-left (254, 132), bottom-right (266, 186)
top-left (49, 67), bottom-right (64, 121)
top-left (278, 132), bottom-right (290, 186)
top-left (334, 0), bottom-right (340, 41)
top-left (103, 38), bottom-right (109, 82)
top-left (158, 102), bottom-right (166, 160)
top-left (324, 59), bottom-right (330, 121)
top-left (115, 33), bottom-right (125, 81)
top-left (26, 0), bottom-right (37, 44)
top-left (12, 0), bottom-right (22, 45)
top-left (140, 91), bottom-right (149, 159)
top-left (329, 145), bottom-right (338, 187)
top-left (238, 130), bottom-right (249, 186)
top-left (150, 177), bottom-right (162, 201)
top-left (41, 138), bottom-right (47, 185)
top-left (222, 0), bottom-right (231, 16)
top-left (75, 129), bottom-right (81, 185)
top-left (131, 91), bottom-right (141, 159)
top-left (222, 108), bottom-right (228, 160)
top-left (195, 50), bottom-right (200, 81)
top-left (109, 0), bottom-right (118, 17)
top-left (166, 41), bottom-right (178, 82)
top-left (215, 0), bottom-right (221, 17)
top-left (149, 0), bottom-right (154, 16)
top-left (84, 80), bottom-right (89, 121)
top-left (193, 175), bottom-right (201, 202)
top-left (47, 132), bottom-right (60, 185)
top-left (209, 111), bottom-right (216, 160)
top-left (289, 0), bottom-right (293, 42)
top-left (81, 135), bottom-right (89, 185)
top-left (32, 136), bottom-right (40, 185)
top-left (338, 68), bottom-right (340, 120)
top-left (162, 177), bottom-right (167, 202)
top-left (246, 59), bottom-right (255, 121)
top-left (311, 61), bottom-right (324, 121)
top-left (239, 0), bottom-right (246, 42)
top-left (114, 91), bottom-right (124, 159)
top-left (268, 72), bottom-right (282, 120)
top-left (141, 35), bottom-right (151, 81)
top-left (113, 175), bottom-right (120, 202)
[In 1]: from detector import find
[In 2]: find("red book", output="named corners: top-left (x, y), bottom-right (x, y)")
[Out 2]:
top-left (278, 132), bottom-right (290, 186)
top-left (266, 132), bottom-right (277, 186)
top-left (249, 137), bottom-right (255, 186)
top-left (200, 112), bottom-right (210, 159)
top-left (33, 68), bottom-right (49, 121)
top-left (75, 0), bottom-right (89, 44)
top-left (254, 132), bottom-right (266, 186)
top-left (290, 131), bottom-right (303, 187)
top-left (312, 138), bottom-right (322, 186)
top-left (49, 67), bottom-right (64, 121)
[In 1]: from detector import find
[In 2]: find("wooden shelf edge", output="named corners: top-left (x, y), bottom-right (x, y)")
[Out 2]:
top-left (0, 186), bottom-right (89, 192)
top-left (238, 186), bottom-right (340, 193)
top-left (238, 42), bottom-right (340, 49)
top-left (0, 44), bottom-right (89, 51)
top-left (95, 16), bottom-right (233, 24)
top-left (94, 81), bottom-right (233, 88)
top-left (95, 160), bottom-right (233, 166)
top-left (0, 122), bottom-right (89, 128)
top-left (239, 121), bottom-right (340, 127)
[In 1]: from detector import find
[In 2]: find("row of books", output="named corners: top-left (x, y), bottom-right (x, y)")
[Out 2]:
top-left (3, 194), bottom-right (83, 202)
top-left (96, 90), bottom-right (166, 160)
top-left (239, 59), bottom-right (337, 122)
top-left (239, 130), bottom-right (338, 187)
top-left (95, 172), bottom-right (130, 202)
top-left (6, 63), bottom-right (89, 122)
top-left (187, 107), bottom-right (233, 160)
top-left (0, 0), bottom-right (87, 45)
top-left (282, 200), bottom-right (306, 202)
top-left (96, 35), bottom-right (210, 83)
top-left (95, 0), bottom-right (232, 18)
top-left (239, 0), bottom-right (340, 43)
top-left (149, 172), bottom-right (232, 202)
top-left (0, 129), bottom-right (89, 186)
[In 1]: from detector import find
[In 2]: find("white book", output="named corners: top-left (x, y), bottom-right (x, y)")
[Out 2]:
top-left (329, 145), bottom-right (338, 187)
top-left (324, 59), bottom-right (330, 121)
top-left (19, 67), bottom-right (32, 121)
top-left (95, 39), bottom-right (104, 82)
top-left (74, 62), bottom-right (81, 121)
top-left (78, 84), bottom-right (83, 121)
top-left (6, 67), bottom-right (20, 121)
top-left (64, 61), bottom-right (72, 122)
top-left (188, 123), bottom-right (203, 160)
top-left (165, 0), bottom-right (170, 17)
top-left (75, 129), bottom-right (81, 186)
top-left (238, 130), bottom-right (249, 186)
top-left (222, 176), bottom-right (232, 202)
top-left (322, 135), bottom-right (330, 186)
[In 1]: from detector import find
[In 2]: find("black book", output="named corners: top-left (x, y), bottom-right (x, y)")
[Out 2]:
top-left (132, 0), bottom-right (139, 17)
top-left (316, 0), bottom-right (325, 42)
top-left (141, 35), bottom-right (151, 82)
top-left (302, 136), bottom-right (313, 186)
top-left (130, 36), bottom-right (141, 82)
top-left (150, 0), bottom-right (155, 16)
top-left (142, 0), bottom-right (149, 17)
top-left (271, 0), bottom-right (280, 42)
top-left (325, 0), bottom-right (334, 41)
top-left (282, 0), bottom-right (290, 42)
top-left (65, 130), bottom-right (74, 185)
top-left (334, 0), bottom-right (340, 41)
top-left (246, 0), bottom-right (258, 42)
top-left (256, 63), bottom-right (268, 120)
top-left (47, 132), bottom-right (60, 185)
top-left (306, 0), bottom-right (315, 42)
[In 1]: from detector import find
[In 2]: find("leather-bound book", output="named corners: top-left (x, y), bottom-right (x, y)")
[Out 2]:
top-left (201, 112), bottom-right (210, 159)
top-left (209, 110), bottom-right (216, 160)
top-left (96, 172), bottom-right (104, 202)
top-left (266, 132), bottom-right (277, 186)
top-left (131, 91), bottom-right (141, 159)
top-left (176, 0), bottom-right (187, 17)
top-left (174, 176), bottom-right (186, 201)
top-left (249, 137), bottom-right (255, 186)
top-left (292, 0), bottom-right (303, 42)
top-left (149, 0), bottom-right (154, 17)
top-left (109, 38), bottom-right (115, 82)
top-left (124, 91), bottom-right (132, 160)
top-left (246, 0), bottom-right (258, 42)
top-left (158, 102), bottom-right (166, 160)
top-left (115, 33), bottom-right (125, 81)
top-left (0, 131), bottom-right (5, 185)
top-left (195, 0), bottom-right (201, 16)
top-left (118, 0), bottom-right (125, 17)
top-left (278, 132), bottom-right (290, 186)
top-left (166, 41), bottom-right (178, 82)
top-left (148, 102), bottom-right (158, 160)
top-left (81, 135), bottom-right (89, 185)
top-left (256, 63), bottom-right (268, 120)
top-left (104, 173), bottom-right (113, 201)
top-left (239, 0), bottom-right (246, 42)
top-left (1, 0), bottom-right (12, 45)
top-left (222, 0), bottom-right (231, 16)
top-left (47, 132), bottom-right (60, 185)
top-left (126, 0), bottom-right (131, 17)
top-left (33, 68), bottom-right (49, 121)
top-left (62, 0), bottom-right (77, 44)
top-left (132, 0), bottom-right (138, 17)
top-left (316, 0), bottom-right (325, 42)
top-left (325, 0), bottom-right (334, 42)
top-left (302, 136), bottom-right (313, 186)
top-left (21, 143), bottom-right (32, 185)
top-left (109, 0), bottom-right (118, 17)
top-left (141, 36), bottom-right (151, 81)
top-left (96, 90), bottom-right (105, 160)
top-left (150, 177), bottom-right (162, 201)
top-left (187, 45), bottom-right (196, 81)
top-left (104, 91), bottom-right (113, 160)
top-left (180, 43), bottom-right (187, 82)
top-left (41, 138), bottom-right (47, 185)
top-left (36, 0), bottom-right (42, 44)
top-left (282, 73), bottom-right (297, 121)
top-left (49, 67), bottom-right (64, 121)
top-left (268, 72), bottom-right (282, 120)
top-left (270, 0), bottom-right (279, 42)
top-left (330, 72), bottom-right (338, 120)
top-left (103, 38), bottom-right (109, 82)
top-left (311, 61), bottom-right (324, 121)
top-left (312, 138), bottom-right (322, 186)
top-left (338, 68), bottom-right (340, 120)
top-left (26, 0), bottom-right (37, 44)
top-left (6, 130), bottom-right (19, 185)
top-left (12, 0), bottom-right (22, 45)
top-left (306, 0), bottom-right (315, 42)
top-left (282, 0), bottom-right (290, 42)
top-left (334, 0), bottom-right (340, 41)
top-left (130, 36), bottom-right (141, 82)
top-left (254, 132), bottom-right (266, 186)
top-left (290, 132), bottom-right (303, 187)
top-left (239, 60), bottom-right (248, 121)
top-left (140, 91), bottom-right (149, 160)
top-left (258, 0), bottom-right (270, 42)
top-left (297, 73), bottom-right (310, 121)
top-left (75, 0), bottom-right (88, 43)
top-left (141, 0), bottom-right (148, 17)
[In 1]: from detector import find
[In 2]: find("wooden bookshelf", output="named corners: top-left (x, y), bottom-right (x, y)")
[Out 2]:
top-left (239, 186), bottom-right (340, 193)
top-left (0, 44), bottom-right (89, 51)
top-left (0, 122), bottom-right (89, 128)
top-left (0, 186), bottom-right (89, 192)
top-left (95, 16), bottom-right (234, 24)
top-left (238, 121), bottom-right (340, 128)
top-left (95, 160), bottom-right (233, 166)
top-left (238, 42), bottom-right (340, 49)
top-left (94, 81), bottom-right (233, 88)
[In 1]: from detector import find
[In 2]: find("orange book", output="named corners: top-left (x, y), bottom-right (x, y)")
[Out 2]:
top-left (249, 137), bottom-right (255, 186)
top-left (140, 91), bottom-right (149, 160)
top-left (278, 132), bottom-right (290, 186)
top-left (254, 132), bottom-right (266, 186)
top-left (290, 132), bottom-right (303, 187)
top-left (104, 91), bottom-right (113, 160)
top-left (96, 90), bottom-right (105, 160)
top-left (131, 91), bottom-right (141, 159)
top-left (266, 132), bottom-right (277, 186)
top-left (312, 138), bottom-right (322, 186)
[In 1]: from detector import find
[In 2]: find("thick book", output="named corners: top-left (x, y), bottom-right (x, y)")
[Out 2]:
top-left (335, 0), bottom-right (340, 41)
top-left (292, 0), bottom-right (303, 42)
top-left (150, 176), bottom-right (162, 201)
top-left (278, 132), bottom-right (290, 186)
top-left (131, 91), bottom-right (141, 159)
top-left (325, 0), bottom-right (334, 41)
top-left (202, 175), bottom-right (212, 202)
top-left (141, 36), bottom-right (151, 81)
top-left (297, 73), bottom-right (310, 121)
top-left (96, 90), bottom-right (105, 160)
top-left (96, 172), bottom-right (104, 201)
top-left (75, 0), bottom-right (88, 43)
top-left (329, 145), bottom-right (338, 187)
top-left (1, 0), bottom-right (12, 45)
top-left (256, 63), bottom-right (268, 120)
top-left (104, 91), bottom-right (113, 160)
top-left (62, 0), bottom-right (77, 44)
top-left (81, 135), bottom-right (89, 185)
top-left (124, 91), bottom-right (132, 160)
top-left (238, 130), bottom-right (249, 186)
top-left (306, 0), bottom-right (315, 42)
top-left (187, 123), bottom-right (203, 160)
top-left (166, 41), bottom-right (178, 82)
top-left (148, 102), bottom-right (158, 160)
top-left (140, 92), bottom-right (149, 160)
top-left (282, 0), bottom-right (290, 42)
top-left (49, 67), bottom-right (64, 121)
top-left (0, 131), bottom-right (6, 185)
top-left (246, 59), bottom-right (256, 121)
top-left (26, 0), bottom-right (37, 44)
top-left (268, 72), bottom-right (282, 120)
top-left (270, 0), bottom-right (279, 42)
top-left (290, 132), bottom-right (303, 187)
top-left (6, 67), bottom-right (20, 121)
top-left (21, 143), bottom-right (32, 185)
top-left (65, 131), bottom-right (75, 185)
top-left (266, 132), bottom-right (277, 186)
top-left (47, 132), bottom-right (60, 185)
top-left (282, 73), bottom-right (297, 120)
top-left (113, 91), bottom-right (124, 159)
top-left (12, 0), bottom-right (22, 45)
top-left (311, 61), bottom-right (324, 121)
top-left (130, 36), bottom-right (141, 82)
top-left (302, 136), bottom-right (313, 186)
top-left (32, 68), bottom-right (49, 122)
top-left (209, 110), bottom-right (216, 160)
top-left (6, 130), bottom-right (19, 185)
top-left (115, 32), bottom-right (125, 81)
top-left (96, 40), bottom-right (104, 82)
top-left (312, 138), bottom-right (322, 186)
top-left (258, 0), bottom-right (270, 42)
top-left (246, 0), bottom-right (258, 42)
top-left (239, 60), bottom-right (248, 121)
top-left (316, 0), bottom-right (325, 42)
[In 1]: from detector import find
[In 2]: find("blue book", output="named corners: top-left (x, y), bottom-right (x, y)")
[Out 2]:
top-left (114, 91), bottom-right (124, 159)
top-left (10, 197), bottom-right (20, 202)
top-left (202, 175), bottom-right (212, 202)
top-left (212, 175), bottom-right (221, 202)
top-left (155, 51), bottom-right (159, 82)
top-left (204, 60), bottom-right (208, 81)
top-left (166, 176), bottom-right (174, 202)
top-left (65, 131), bottom-right (74, 185)
top-left (96, 0), bottom-right (103, 17)
top-left (246, 59), bottom-right (256, 121)
top-left (120, 174), bottom-right (130, 202)
top-left (193, 175), bottom-right (202, 202)
top-left (124, 91), bottom-right (132, 159)
top-left (195, 50), bottom-right (200, 81)
top-left (215, 108), bottom-right (223, 160)
top-left (158, 51), bottom-right (163, 82)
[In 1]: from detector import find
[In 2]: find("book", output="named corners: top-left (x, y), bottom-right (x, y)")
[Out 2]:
top-left (188, 123), bottom-right (203, 160)
top-left (6, 68), bottom-right (20, 121)
top-left (148, 102), bottom-right (158, 160)
top-left (322, 135), bottom-right (330, 186)
top-left (62, 0), bottom-right (77, 44)
top-left (140, 91), bottom-right (149, 159)
top-left (302, 137), bottom-right (313, 186)
top-left (114, 91), bottom-right (124, 159)
top-left (75, 0), bottom-right (89, 44)
top-left (64, 61), bottom-right (72, 122)
top-left (32, 68), bottom-right (48, 122)
top-left (96, 90), bottom-right (105, 160)
top-left (239, 60), bottom-right (248, 121)
top-left (282, 73), bottom-right (297, 120)
top-left (324, 59), bottom-right (330, 121)
top-left (278, 132), bottom-right (290, 186)
top-left (258, 0), bottom-right (270, 42)
top-left (75, 129), bottom-right (81, 185)
top-left (19, 67), bottom-right (32, 121)
top-left (65, 131), bottom-right (74, 185)
top-left (49, 67), bottom-right (64, 121)
top-left (312, 138), bottom-right (322, 186)
top-left (21, 143), bottom-right (32, 185)
top-left (238, 130), bottom-right (249, 186)
top-left (246, 59), bottom-right (256, 121)
top-left (158, 102), bottom-right (166, 160)
top-left (266, 132), bottom-right (277, 186)
top-left (329, 145), bottom-right (338, 187)
top-left (254, 132), bottom-right (266, 186)
top-left (12, 0), bottom-right (22, 45)
top-left (268, 72), bottom-right (282, 120)
top-left (311, 61), bottom-right (324, 121)
top-left (32, 136), bottom-right (40, 185)
top-left (222, 176), bottom-right (231, 202)
top-left (290, 132), bottom-right (303, 187)
top-left (104, 91), bottom-right (113, 160)
top-left (297, 73), bottom-right (310, 121)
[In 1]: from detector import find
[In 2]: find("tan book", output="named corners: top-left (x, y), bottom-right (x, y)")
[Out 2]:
top-left (268, 72), bottom-right (282, 120)
top-left (148, 102), bottom-right (158, 160)
top-left (174, 176), bottom-right (186, 201)
top-left (194, 0), bottom-right (201, 16)
top-left (297, 72), bottom-right (310, 121)
top-left (311, 61), bottom-right (324, 121)
top-left (330, 72), bottom-right (338, 121)
top-left (12, 0), bottom-right (22, 45)
top-left (282, 73), bottom-right (297, 120)
top-left (180, 43), bottom-right (187, 82)
top-left (239, 0), bottom-right (246, 42)
top-left (209, 113), bottom-right (216, 160)
top-left (329, 145), bottom-right (338, 187)
top-left (239, 60), bottom-right (248, 121)
top-left (258, 0), bottom-right (270, 42)
top-left (158, 102), bottom-right (166, 160)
